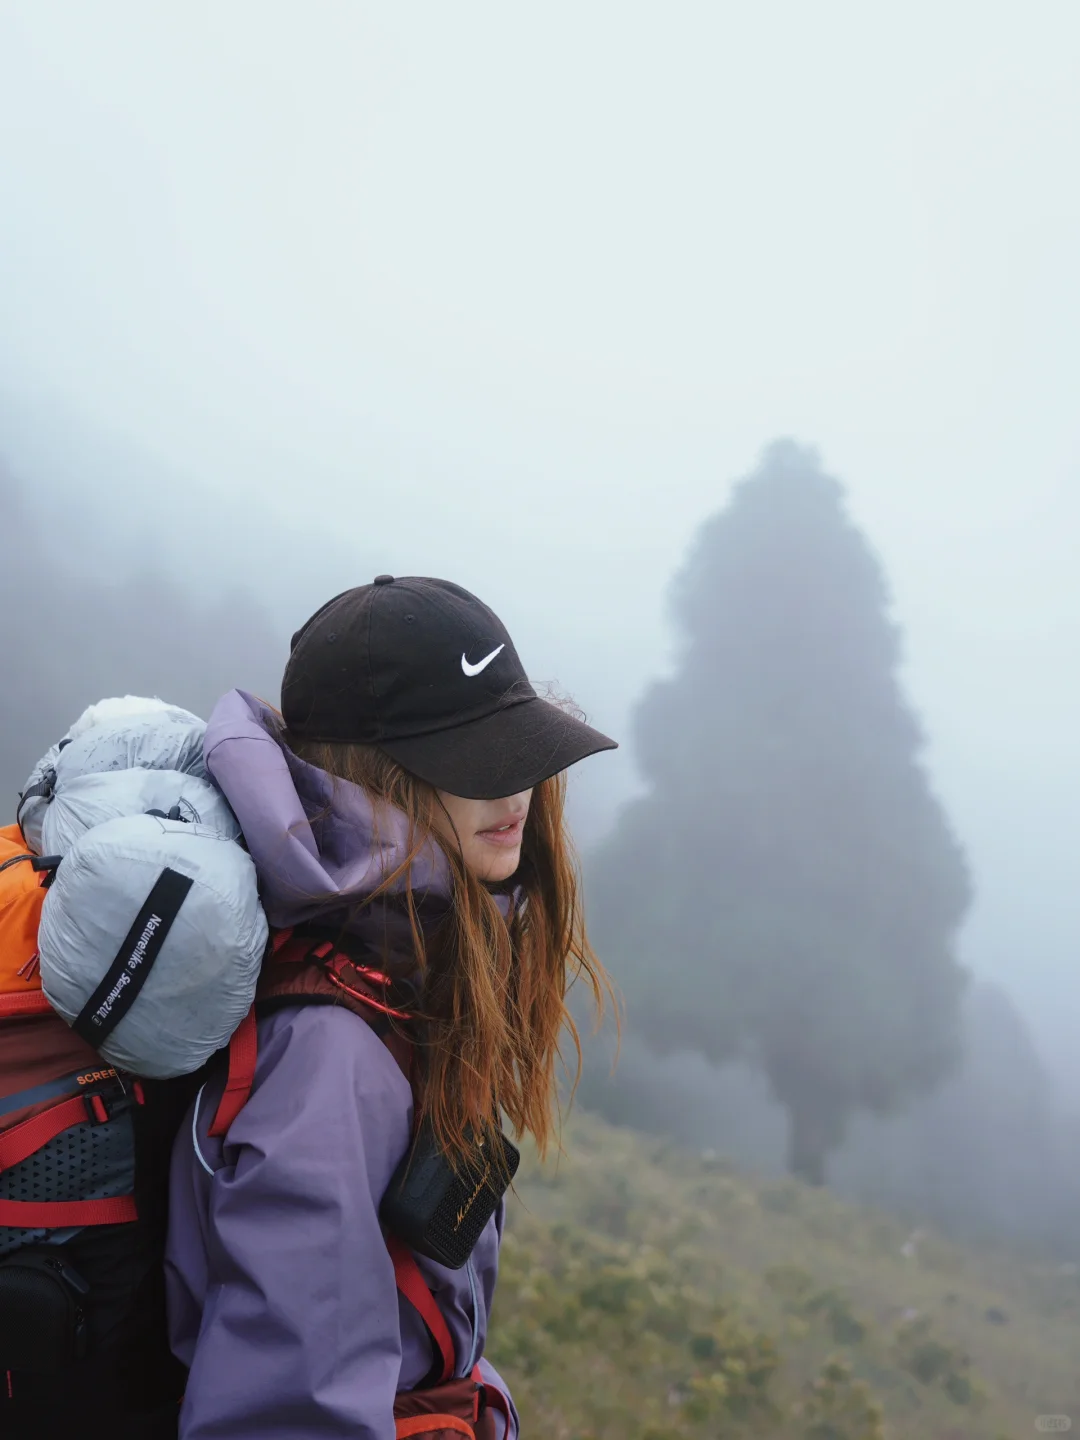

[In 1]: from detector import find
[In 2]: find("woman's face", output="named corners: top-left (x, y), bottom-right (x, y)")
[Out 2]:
top-left (434, 788), bottom-right (533, 883)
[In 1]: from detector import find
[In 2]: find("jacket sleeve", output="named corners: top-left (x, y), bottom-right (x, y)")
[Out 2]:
top-left (176, 1009), bottom-right (414, 1440)
top-left (474, 1199), bottom-right (519, 1439)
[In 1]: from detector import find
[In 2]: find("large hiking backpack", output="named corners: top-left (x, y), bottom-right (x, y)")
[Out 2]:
top-left (0, 822), bottom-right (195, 1435)
top-left (0, 702), bottom-right (267, 1438)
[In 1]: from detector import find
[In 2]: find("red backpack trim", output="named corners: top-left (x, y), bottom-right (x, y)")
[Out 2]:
top-left (206, 1007), bottom-right (257, 1140)
top-left (0, 1194), bottom-right (139, 1228)
top-left (0, 992), bottom-right (53, 1020)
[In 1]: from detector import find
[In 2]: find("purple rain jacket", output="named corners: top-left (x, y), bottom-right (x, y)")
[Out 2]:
top-left (164, 690), bottom-right (520, 1440)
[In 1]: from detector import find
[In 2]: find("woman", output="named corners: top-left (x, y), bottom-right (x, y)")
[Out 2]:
top-left (164, 575), bottom-right (617, 1439)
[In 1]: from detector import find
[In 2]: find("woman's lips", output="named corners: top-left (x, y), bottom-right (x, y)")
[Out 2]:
top-left (476, 817), bottom-right (525, 847)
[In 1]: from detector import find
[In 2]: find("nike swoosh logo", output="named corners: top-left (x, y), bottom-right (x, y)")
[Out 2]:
top-left (461, 644), bottom-right (505, 677)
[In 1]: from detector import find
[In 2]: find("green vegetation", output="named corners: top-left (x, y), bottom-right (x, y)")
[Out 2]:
top-left (489, 1111), bottom-right (1080, 1438)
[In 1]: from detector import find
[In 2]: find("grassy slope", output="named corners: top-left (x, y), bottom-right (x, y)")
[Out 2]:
top-left (488, 1111), bottom-right (1080, 1440)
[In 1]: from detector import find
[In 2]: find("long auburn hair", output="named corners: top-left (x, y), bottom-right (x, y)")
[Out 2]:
top-left (285, 734), bottom-right (614, 1167)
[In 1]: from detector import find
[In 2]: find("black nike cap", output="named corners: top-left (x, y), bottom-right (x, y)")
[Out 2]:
top-left (281, 576), bottom-right (618, 799)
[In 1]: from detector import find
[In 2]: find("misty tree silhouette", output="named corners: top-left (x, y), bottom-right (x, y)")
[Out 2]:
top-left (587, 440), bottom-right (972, 1185)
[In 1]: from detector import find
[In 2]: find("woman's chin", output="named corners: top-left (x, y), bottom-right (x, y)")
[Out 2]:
top-left (469, 845), bottom-right (522, 884)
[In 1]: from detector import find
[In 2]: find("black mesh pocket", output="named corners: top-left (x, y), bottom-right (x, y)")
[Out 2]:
top-left (381, 1124), bottom-right (519, 1270)
top-left (0, 1104), bottom-right (135, 1257)
top-left (0, 1248), bottom-right (89, 1371)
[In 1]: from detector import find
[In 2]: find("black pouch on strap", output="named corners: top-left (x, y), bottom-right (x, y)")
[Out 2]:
top-left (380, 1121), bottom-right (519, 1270)
top-left (0, 1248), bottom-right (90, 1372)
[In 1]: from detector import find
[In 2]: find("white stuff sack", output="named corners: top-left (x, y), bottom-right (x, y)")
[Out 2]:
top-left (40, 770), bottom-right (240, 858)
top-left (39, 814), bottom-right (267, 1079)
top-left (19, 697), bottom-right (207, 854)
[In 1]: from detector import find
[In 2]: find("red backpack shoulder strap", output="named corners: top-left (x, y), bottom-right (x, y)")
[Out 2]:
top-left (386, 1233), bottom-right (456, 1383)
top-left (208, 930), bottom-right (415, 1136)
top-left (206, 932), bottom-right (457, 1385)
top-left (207, 1005), bottom-right (258, 1138)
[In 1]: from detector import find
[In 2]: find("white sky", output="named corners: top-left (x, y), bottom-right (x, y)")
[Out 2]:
top-left (1, 3), bottom-right (1078, 1083)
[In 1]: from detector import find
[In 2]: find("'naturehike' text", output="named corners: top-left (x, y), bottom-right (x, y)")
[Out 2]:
top-left (88, 913), bottom-right (163, 1028)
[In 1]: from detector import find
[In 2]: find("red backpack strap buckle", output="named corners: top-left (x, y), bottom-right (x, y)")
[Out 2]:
top-left (85, 1092), bottom-right (110, 1125)
top-left (208, 1006), bottom-right (258, 1138)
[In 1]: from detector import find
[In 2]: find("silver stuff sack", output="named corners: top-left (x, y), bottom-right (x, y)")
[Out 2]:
top-left (40, 770), bottom-right (240, 857)
top-left (39, 814), bottom-right (267, 1079)
top-left (19, 698), bottom-right (207, 853)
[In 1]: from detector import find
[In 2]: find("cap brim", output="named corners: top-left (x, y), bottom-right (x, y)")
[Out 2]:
top-left (380, 697), bottom-right (617, 800)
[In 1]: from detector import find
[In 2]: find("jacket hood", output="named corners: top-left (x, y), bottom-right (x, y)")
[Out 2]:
top-left (204, 689), bottom-right (459, 959)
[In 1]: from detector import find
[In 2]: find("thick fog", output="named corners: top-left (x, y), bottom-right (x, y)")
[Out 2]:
top-left (2, 1), bottom-right (1079, 1119)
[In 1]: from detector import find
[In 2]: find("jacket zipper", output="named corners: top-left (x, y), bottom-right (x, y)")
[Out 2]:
top-left (465, 1257), bottom-right (481, 1372)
